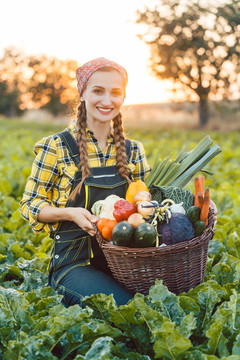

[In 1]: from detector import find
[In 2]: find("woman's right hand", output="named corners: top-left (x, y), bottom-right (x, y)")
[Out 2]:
top-left (67, 207), bottom-right (99, 236)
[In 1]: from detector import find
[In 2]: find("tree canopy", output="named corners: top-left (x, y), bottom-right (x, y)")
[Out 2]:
top-left (0, 48), bottom-right (79, 117)
top-left (136, 0), bottom-right (240, 127)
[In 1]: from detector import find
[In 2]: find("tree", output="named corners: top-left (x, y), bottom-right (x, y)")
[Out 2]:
top-left (0, 48), bottom-right (25, 116)
top-left (0, 48), bottom-right (79, 117)
top-left (27, 55), bottom-right (79, 115)
top-left (0, 81), bottom-right (21, 117)
top-left (136, 0), bottom-right (240, 128)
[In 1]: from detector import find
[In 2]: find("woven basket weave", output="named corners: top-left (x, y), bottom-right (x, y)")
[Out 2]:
top-left (96, 209), bottom-right (215, 295)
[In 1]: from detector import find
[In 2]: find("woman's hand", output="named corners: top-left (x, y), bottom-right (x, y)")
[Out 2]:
top-left (67, 207), bottom-right (99, 236)
top-left (38, 205), bottom-right (99, 237)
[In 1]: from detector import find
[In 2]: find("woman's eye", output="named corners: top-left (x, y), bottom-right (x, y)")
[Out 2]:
top-left (93, 89), bottom-right (103, 94)
top-left (112, 91), bottom-right (122, 96)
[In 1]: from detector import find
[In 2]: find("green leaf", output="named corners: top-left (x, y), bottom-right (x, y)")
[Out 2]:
top-left (207, 239), bottom-right (226, 265)
top-left (177, 313), bottom-right (196, 338)
top-left (3, 341), bottom-right (22, 360)
top-left (82, 293), bottom-right (118, 322)
top-left (110, 296), bottom-right (152, 355)
top-left (81, 336), bottom-right (151, 360)
top-left (147, 280), bottom-right (187, 325)
top-left (205, 290), bottom-right (238, 357)
top-left (209, 253), bottom-right (240, 289)
top-left (232, 334), bottom-right (240, 355)
top-left (205, 320), bottom-right (229, 357)
top-left (183, 349), bottom-right (219, 359)
top-left (150, 185), bottom-right (194, 211)
top-left (227, 231), bottom-right (240, 259)
top-left (153, 321), bottom-right (192, 359)
top-left (130, 294), bottom-right (168, 331)
top-left (186, 280), bottom-right (227, 334)
top-left (178, 295), bottom-right (200, 316)
top-left (60, 319), bottom-right (124, 360)
top-left (83, 337), bottom-right (117, 360)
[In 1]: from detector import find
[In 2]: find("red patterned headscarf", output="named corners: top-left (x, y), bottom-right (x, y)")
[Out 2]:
top-left (76, 57), bottom-right (128, 98)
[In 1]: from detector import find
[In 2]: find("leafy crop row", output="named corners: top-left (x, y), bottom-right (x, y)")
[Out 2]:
top-left (0, 119), bottom-right (240, 359)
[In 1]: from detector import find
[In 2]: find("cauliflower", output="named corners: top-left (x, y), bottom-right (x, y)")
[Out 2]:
top-left (91, 195), bottom-right (123, 220)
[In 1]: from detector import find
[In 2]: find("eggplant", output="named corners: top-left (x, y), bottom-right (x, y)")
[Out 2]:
top-left (157, 213), bottom-right (195, 245)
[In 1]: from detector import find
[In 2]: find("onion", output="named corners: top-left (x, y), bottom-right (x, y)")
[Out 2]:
top-left (127, 213), bottom-right (145, 228)
top-left (137, 201), bottom-right (155, 218)
top-left (133, 191), bottom-right (152, 204)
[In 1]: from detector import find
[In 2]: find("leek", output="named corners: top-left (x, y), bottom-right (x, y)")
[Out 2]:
top-left (147, 136), bottom-right (222, 188)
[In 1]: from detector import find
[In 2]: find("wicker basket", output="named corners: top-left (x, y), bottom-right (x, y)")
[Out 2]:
top-left (96, 209), bottom-right (215, 295)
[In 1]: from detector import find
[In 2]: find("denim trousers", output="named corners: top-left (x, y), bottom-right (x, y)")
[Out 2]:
top-left (50, 264), bottom-right (133, 307)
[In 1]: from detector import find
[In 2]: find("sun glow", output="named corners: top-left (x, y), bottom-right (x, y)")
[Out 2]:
top-left (0, 0), bottom-right (176, 106)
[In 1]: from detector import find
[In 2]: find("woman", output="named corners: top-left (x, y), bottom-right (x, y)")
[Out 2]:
top-left (20, 57), bottom-right (151, 307)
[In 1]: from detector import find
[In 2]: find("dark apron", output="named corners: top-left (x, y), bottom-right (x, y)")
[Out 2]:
top-left (48, 130), bottom-right (131, 286)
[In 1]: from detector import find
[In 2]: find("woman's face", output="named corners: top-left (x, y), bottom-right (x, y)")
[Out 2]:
top-left (80, 69), bottom-right (125, 127)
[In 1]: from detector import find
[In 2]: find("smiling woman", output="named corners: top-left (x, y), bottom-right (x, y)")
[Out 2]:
top-left (20, 57), bottom-right (151, 308)
top-left (80, 68), bottom-right (125, 134)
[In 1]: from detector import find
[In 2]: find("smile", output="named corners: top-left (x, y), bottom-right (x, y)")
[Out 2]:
top-left (97, 107), bottom-right (113, 115)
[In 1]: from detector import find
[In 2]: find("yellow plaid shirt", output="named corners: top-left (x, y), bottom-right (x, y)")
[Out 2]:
top-left (20, 120), bottom-right (151, 234)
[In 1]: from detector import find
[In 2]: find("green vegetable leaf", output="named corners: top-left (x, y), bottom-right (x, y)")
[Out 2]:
top-left (227, 231), bottom-right (240, 259)
top-left (150, 185), bottom-right (194, 211)
top-left (81, 336), bottom-right (151, 360)
top-left (82, 293), bottom-right (118, 322)
top-left (110, 295), bottom-right (153, 355)
top-left (232, 334), bottom-right (240, 355)
top-left (186, 280), bottom-right (227, 335)
top-left (147, 280), bottom-right (187, 325)
top-left (153, 321), bottom-right (192, 359)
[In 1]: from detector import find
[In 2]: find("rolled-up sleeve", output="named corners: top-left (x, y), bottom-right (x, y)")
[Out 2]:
top-left (129, 141), bottom-right (151, 181)
top-left (20, 136), bottom-right (59, 232)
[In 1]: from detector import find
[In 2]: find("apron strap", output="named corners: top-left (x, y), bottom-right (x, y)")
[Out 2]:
top-left (125, 138), bottom-right (131, 163)
top-left (57, 130), bottom-right (132, 167)
top-left (57, 130), bottom-right (80, 166)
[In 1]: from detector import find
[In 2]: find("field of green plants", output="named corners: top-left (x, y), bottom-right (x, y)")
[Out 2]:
top-left (0, 118), bottom-right (240, 359)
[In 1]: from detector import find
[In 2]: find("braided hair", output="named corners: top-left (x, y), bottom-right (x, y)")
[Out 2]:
top-left (69, 101), bottom-right (131, 200)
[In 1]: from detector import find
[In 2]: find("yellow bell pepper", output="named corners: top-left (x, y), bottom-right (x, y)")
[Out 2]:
top-left (125, 180), bottom-right (149, 203)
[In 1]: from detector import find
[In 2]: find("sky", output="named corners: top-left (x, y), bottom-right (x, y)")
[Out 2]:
top-left (0, 0), bottom-right (174, 105)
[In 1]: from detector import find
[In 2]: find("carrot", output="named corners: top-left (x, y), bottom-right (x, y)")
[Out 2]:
top-left (194, 177), bottom-right (202, 207)
top-left (200, 188), bottom-right (210, 226)
top-left (197, 192), bottom-right (204, 209)
top-left (199, 175), bottom-right (205, 193)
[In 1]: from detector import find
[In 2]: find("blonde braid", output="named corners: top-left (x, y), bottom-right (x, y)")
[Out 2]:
top-left (113, 112), bottom-right (132, 184)
top-left (68, 102), bottom-right (91, 200)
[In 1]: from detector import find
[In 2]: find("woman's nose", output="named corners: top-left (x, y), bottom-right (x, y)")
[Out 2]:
top-left (101, 93), bottom-right (112, 106)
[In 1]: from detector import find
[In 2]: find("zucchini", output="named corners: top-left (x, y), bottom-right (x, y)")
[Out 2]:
top-left (112, 221), bottom-right (134, 247)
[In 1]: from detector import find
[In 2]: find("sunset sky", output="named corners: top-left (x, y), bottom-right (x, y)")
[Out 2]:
top-left (1, 0), bottom-right (175, 105)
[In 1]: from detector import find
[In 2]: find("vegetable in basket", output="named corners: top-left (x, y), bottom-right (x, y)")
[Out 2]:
top-left (97, 218), bottom-right (118, 241)
top-left (127, 213), bottom-right (145, 228)
top-left (133, 191), bottom-right (152, 204)
top-left (112, 221), bottom-right (134, 247)
top-left (91, 194), bottom-right (123, 220)
top-left (194, 220), bottom-right (206, 237)
top-left (158, 213), bottom-right (195, 245)
top-left (146, 135), bottom-right (221, 188)
top-left (186, 206), bottom-right (201, 223)
top-left (133, 223), bottom-right (157, 248)
top-left (113, 199), bottom-right (137, 222)
top-left (193, 175), bottom-right (211, 226)
top-left (125, 180), bottom-right (149, 203)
